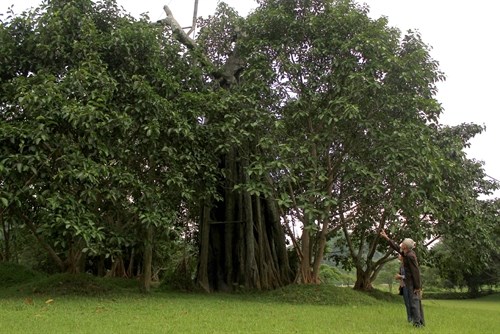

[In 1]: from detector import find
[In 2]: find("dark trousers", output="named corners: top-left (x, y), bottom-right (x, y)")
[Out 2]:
top-left (406, 281), bottom-right (425, 326)
top-left (401, 286), bottom-right (412, 322)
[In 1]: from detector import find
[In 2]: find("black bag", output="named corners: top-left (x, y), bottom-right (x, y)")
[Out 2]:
top-left (399, 286), bottom-right (404, 295)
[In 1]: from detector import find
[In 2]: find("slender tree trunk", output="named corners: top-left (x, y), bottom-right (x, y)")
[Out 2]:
top-left (255, 198), bottom-right (268, 289)
top-left (197, 204), bottom-right (211, 292)
top-left (127, 248), bottom-right (135, 278)
top-left (265, 196), bottom-right (292, 283)
top-left (224, 149), bottom-right (236, 287)
top-left (97, 255), bottom-right (106, 277)
top-left (297, 221), bottom-right (312, 283)
top-left (311, 219), bottom-right (330, 283)
top-left (64, 238), bottom-right (88, 274)
top-left (107, 256), bottom-right (127, 277)
top-left (1, 213), bottom-right (10, 262)
top-left (140, 225), bottom-right (154, 292)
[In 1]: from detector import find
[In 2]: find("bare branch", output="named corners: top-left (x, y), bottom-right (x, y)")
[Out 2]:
top-left (161, 5), bottom-right (197, 49)
top-left (159, 5), bottom-right (246, 88)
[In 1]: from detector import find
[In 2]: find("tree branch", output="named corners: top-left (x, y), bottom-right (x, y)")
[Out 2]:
top-left (160, 5), bottom-right (246, 88)
top-left (20, 212), bottom-right (65, 271)
top-left (162, 5), bottom-right (197, 50)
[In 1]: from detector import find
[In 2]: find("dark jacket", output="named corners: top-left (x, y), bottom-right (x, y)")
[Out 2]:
top-left (387, 238), bottom-right (422, 290)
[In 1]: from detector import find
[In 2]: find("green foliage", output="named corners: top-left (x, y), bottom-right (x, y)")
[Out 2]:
top-left (429, 199), bottom-right (500, 295)
top-left (235, 0), bottom-right (467, 285)
top-left (373, 258), bottom-right (399, 285)
top-left (231, 0), bottom-right (498, 290)
top-left (318, 263), bottom-right (342, 284)
top-left (0, 0), bottom-right (224, 275)
top-left (158, 243), bottom-right (197, 292)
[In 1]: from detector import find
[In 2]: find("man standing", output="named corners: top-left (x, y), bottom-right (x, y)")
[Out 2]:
top-left (380, 230), bottom-right (425, 327)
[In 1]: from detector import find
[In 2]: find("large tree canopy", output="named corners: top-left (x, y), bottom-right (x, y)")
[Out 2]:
top-left (1, 0), bottom-right (496, 293)
top-left (0, 0), bottom-right (225, 291)
top-left (233, 0), bottom-right (496, 288)
top-left (238, 0), bottom-right (446, 287)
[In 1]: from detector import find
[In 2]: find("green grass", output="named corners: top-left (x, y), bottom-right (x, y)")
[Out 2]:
top-left (0, 264), bottom-right (499, 333)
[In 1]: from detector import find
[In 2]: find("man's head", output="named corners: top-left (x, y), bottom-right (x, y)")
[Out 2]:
top-left (400, 238), bottom-right (415, 253)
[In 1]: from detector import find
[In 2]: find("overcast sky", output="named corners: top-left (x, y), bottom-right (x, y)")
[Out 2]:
top-left (1, 0), bottom-right (499, 196)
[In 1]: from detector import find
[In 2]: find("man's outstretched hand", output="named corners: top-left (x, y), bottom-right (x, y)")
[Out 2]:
top-left (379, 230), bottom-right (389, 240)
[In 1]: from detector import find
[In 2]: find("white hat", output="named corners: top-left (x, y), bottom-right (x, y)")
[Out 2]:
top-left (402, 238), bottom-right (415, 250)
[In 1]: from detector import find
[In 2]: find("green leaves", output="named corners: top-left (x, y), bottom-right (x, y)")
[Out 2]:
top-left (0, 0), bottom-right (224, 270)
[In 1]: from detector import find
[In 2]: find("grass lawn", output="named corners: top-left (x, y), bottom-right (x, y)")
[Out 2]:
top-left (0, 268), bottom-right (498, 333)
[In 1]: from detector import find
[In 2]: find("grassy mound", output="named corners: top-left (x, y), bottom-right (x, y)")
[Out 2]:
top-left (26, 273), bottom-right (113, 295)
top-left (0, 262), bottom-right (45, 288)
top-left (160, 281), bottom-right (402, 306)
top-left (19, 273), bottom-right (142, 296)
top-left (0, 262), bottom-right (139, 296)
top-left (262, 284), bottom-right (398, 306)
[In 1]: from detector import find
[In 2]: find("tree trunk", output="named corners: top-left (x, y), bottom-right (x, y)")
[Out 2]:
top-left (140, 225), bottom-right (154, 292)
top-left (197, 204), bottom-right (211, 292)
top-left (255, 198), bottom-right (268, 289)
top-left (127, 248), bottom-right (135, 278)
top-left (1, 213), bottom-right (10, 262)
top-left (97, 255), bottom-right (106, 277)
top-left (311, 219), bottom-right (330, 283)
top-left (264, 196), bottom-right (292, 282)
top-left (297, 224), bottom-right (313, 283)
top-left (196, 151), bottom-right (292, 291)
top-left (224, 149), bottom-right (236, 286)
top-left (21, 213), bottom-right (65, 271)
top-left (64, 239), bottom-right (86, 274)
top-left (107, 256), bottom-right (127, 277)
top-left (354, 266), bottom-right (374, 291)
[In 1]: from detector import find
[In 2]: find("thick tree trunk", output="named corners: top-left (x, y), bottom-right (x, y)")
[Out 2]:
top-left (255, 198), bottom-right (268, 289)
top-left (64, 244), bottom-right (83, 274)
top-left (264, 196), bottom-right (292, 282)
top-left (242, 157), bottom-right (259, 289)
top-left (196, 151), bottom-right (292, 291)
top-left (354, 267), bottom-right (374, 291)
